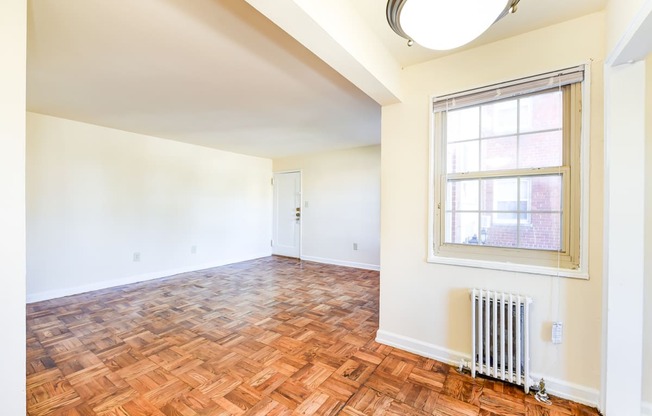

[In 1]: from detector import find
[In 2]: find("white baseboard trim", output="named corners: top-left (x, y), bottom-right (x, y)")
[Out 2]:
top-left (642, 400), bottom-right (652, 415)
top-left (375, 329), bottom-right (600, 409)
top-left (26, 254), bottom-right (270, 303)
top-left (300, 255), bottom-right (380, 271)
top-left (376, 329), bottom-right (469, 366)
top-left (527, 373), bottom-right (599, 409)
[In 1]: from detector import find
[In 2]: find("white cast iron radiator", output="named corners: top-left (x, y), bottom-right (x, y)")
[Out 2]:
top-left (470, 289), bottom-right (533, 393)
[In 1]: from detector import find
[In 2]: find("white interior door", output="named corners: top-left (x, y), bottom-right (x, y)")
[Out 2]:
top-left (272, 171), bottom-right (301, 258)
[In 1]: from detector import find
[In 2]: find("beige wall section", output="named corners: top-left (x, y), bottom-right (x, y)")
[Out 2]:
top-left (606, 0), bottom-right (647, 54)
top-left (27, 113), bottom-right (272, 301)
top-left (274, 145), bottom-right (380, 269)
top-left (644, 52), bottom-right (652, 409)
top-left (379, 12), bottom-right (604, 403)
top-left (0, 0), bottom-right (26, 413)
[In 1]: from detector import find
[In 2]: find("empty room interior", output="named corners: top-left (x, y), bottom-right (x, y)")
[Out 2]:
top-left (2, 0), bottom-right (652, 415)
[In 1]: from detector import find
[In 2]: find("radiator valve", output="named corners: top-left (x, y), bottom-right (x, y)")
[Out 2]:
top-left (535, 378), bottom-right (552, 405)
top-left (457, 359), bottom-right (468, 374)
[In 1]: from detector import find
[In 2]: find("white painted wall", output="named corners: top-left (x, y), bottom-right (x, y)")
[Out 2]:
top-left (274, 145), bottom-right (380, 270)
top-left (602, 1), bottom-right (652, 412)
top-left (0, 0), bottom-right (26, 413)
top-left (27, 113), bottom-right (272, 301)
top-left (643, 51), bottom-right (652, 414)
top-left (603, 60), bottom-right (646, 416)
top-left (379, 13), bottom-right (604, 405)
top-left (606, 0), bottom-right (647, 53)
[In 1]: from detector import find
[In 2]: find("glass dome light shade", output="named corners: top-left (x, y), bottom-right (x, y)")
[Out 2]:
top-left (399, 0), bottom-right (510, 50)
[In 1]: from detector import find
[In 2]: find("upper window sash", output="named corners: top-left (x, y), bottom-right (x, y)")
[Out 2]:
top-left (432, 66), bottom-right (584, 113)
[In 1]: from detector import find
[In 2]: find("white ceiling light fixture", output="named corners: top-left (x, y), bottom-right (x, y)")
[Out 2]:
top-left (386, 0), bottom-right (521, 50)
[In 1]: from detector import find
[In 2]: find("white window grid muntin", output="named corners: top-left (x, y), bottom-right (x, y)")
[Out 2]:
top-left (443, 172), bottom-right (566, 251)
top-left (441, 89), bottom-right (566, 252)
top-left (444, 90), bottom-right (563, 175)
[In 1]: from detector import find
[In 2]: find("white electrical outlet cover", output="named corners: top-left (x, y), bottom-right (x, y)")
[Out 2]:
top-left (552, 322), bottom-right (563, 344)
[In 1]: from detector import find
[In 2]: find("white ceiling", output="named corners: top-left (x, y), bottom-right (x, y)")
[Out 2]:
top-left (27, 0), bottom-right (607, 159)
top-left (27, 0), bottom-right (381, 159)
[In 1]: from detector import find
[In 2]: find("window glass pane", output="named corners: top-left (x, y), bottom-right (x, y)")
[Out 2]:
top-left (519, 131), bottom-right (563, 168)
top-left (519, 91), bottom-right (562, 133)
top-left (445, 212), bottom-right (479, 244)
top-left (519, 213), bottom-right (561, 250)
top-left (519, 178), bottom-right (531, 224)
top-left (447, 140), bottom-right (479, 173)
top-left (481, 99), bottom-right (517, 138)
top-left (481, 136), bottom-right (517, 171)
top-left (529, 175), bottom-right (562, 212)
top-left (480, 178), bottom-right (517, 211)
top-left (495, 201), bottom-right (528, 221)
top-left (446, 180), bottom-right (479, 211)
top-left (447, 107), bottom-right (479, 143)
top-left (481, 224), bottom-right (518, 248)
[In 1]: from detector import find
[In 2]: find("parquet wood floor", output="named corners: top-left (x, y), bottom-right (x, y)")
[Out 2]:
top-left (27, 256), bottom-right (600, 416)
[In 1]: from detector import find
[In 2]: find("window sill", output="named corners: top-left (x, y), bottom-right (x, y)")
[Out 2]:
top-left (427, 254), bottom-right (589, 279)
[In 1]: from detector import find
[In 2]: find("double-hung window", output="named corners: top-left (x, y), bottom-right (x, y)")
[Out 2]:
top-left (431, 67), bottom-right (585, 272)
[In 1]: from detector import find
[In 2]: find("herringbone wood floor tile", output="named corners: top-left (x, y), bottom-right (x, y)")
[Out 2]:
top-left (27, 256), bottom-right (599, 416)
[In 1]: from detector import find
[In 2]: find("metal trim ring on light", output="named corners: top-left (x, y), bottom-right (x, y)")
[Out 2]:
top-left (386, 0), bottom-right (521, 49)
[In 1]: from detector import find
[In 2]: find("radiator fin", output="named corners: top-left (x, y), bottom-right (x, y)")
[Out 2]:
top-left (470, 289), bottom-right (533, 393)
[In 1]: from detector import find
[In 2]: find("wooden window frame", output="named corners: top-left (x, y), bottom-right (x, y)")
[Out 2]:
top-left (428, 67), bottom-right (589, 277)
